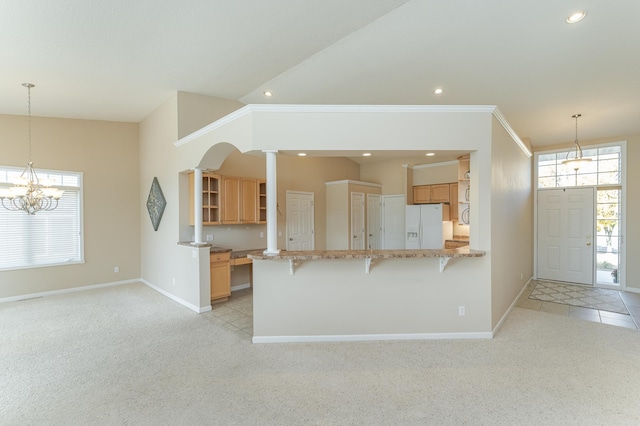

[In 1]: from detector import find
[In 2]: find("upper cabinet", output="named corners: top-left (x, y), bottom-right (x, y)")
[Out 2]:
top-left (413, 183), bottom-right (450, 204)
top-left (189, 172), bottom-right (221, 226)
top-left (222, 176), bottom-right (241, 224)
top-left (189, 172), bottom-right (265, 226)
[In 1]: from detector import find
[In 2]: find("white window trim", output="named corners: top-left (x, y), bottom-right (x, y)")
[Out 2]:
top-left (0, 165), bottom-right (85, 271)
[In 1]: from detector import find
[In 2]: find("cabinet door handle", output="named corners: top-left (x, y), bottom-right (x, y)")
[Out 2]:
top-left (289, 237), bottom-right (293, 241)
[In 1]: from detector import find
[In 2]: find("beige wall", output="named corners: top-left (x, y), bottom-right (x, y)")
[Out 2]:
top-left (0, 114), bottom-right (140, 298)
top-left (177, 91), bottom-right (244, 139)
top-left (412, 161), bottom-right (458, 185)
top-left (489, 116), bottom-right (533, 328)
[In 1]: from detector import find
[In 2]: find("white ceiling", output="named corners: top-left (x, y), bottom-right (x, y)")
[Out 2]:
top-left (2, 0), bottom-right (639, 149)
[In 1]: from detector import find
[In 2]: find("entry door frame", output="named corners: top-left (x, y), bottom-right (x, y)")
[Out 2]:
top-left (286, 190), bottom-right (315, 251)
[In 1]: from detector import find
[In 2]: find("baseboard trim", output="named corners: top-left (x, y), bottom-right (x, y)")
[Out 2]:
top-left (231, 283), bottom-right (251, 292)
top-left (0, 279), bottom-right (140, 304)
top-left (140, 279), bottom-right (211, 313)
top-left (491, 277), bottom-right (532, 337)
top-left (252, 331), bottom-right (492, 344)
top-left (624, 287), bottom-right (640, 294)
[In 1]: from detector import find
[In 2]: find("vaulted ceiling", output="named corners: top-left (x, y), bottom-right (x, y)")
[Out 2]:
top-left (2, 0), bottom-right (639, 149)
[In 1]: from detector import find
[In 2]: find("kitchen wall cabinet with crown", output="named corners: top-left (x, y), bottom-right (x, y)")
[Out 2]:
top-left (189, 172), bottom-right (266, 226)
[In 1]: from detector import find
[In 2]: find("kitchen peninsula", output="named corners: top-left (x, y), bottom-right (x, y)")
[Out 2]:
top-left (249, 247), bottom-right (486, 343)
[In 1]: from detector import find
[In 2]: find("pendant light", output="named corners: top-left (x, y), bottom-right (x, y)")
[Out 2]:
top-left (562, 113), bottom-right (592, 171)
top-left (0, 83), bottom-right (64, 214)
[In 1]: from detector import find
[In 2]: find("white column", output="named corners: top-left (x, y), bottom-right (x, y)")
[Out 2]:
top-left (263, 150), bottom-right (280, 255)
top-left (194, 167), bottom-right (204, 245)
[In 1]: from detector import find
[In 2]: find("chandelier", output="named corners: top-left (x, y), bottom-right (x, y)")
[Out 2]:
top-left (562, 113), bottom-right (592, 171)
top-left (0, 83), bottom-right (64, 214)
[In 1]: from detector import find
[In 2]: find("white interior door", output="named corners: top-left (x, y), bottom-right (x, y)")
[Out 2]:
top-left (286, 191), bottom-right (314, 250)
top-left (367, 194), bottom-right (381, 249)
top-left (351, 192), bottom-right (365, 250)
top-left (537, 188), bottom-right (595, 285)
top-left (382, 195), bottom-right (406, 249)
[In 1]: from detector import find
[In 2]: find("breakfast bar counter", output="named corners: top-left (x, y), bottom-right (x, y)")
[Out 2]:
top-left (249, 247), bottom-right (490, 343)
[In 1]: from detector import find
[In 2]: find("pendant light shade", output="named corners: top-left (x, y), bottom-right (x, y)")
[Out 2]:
top-left (562, 113), bottom-right (592, 171)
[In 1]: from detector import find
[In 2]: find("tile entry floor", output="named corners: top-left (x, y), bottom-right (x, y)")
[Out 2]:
top-left (517, 279), bottom-right (640, 330)
top-left (208, 287), bottom-right (253, 339)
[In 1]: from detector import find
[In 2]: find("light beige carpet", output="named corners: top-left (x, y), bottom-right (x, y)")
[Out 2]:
top-left (529, 280), bottom-right (629, 314)
top-left (2, 282), bottom-right (640, 425)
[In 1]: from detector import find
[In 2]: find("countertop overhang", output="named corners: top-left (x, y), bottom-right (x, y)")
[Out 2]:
top-left (248, 248), bottom-right (484, 261)
top-left (249, 248), bottom-right (485, 274)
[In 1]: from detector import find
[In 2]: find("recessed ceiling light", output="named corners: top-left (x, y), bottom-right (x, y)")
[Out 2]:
top-left (297, 153), bottom-right (307, 157)
top-left (263, 90), bottom-right (273, 97)
top-left (566, 10), bottom-right (587, 23)
top-left (362, 153), bottom-right (372, 157)
top-left (433, 88), bottom-right (444, 95)
top-left (426, 152), bottom-right (436, 157)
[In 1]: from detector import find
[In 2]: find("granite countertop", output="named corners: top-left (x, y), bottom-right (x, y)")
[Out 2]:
top-left (248, 248), bottom-right (485, 261)
top-left (446, 236), bottom-right (470, 243)
top-left (176, 242), bottom-right (261, 257)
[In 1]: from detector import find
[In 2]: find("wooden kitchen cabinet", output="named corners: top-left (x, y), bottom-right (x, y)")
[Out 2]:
top-left (189, 172), bottom-right (221, 225)
top-left (430, 184), bottom-right (450, 203)
top-left (190, 173), bottom-right (266, 226)
top-left (221, 176), bottom-right (241, 224)
top-left (445, 240), bottom-right (469, 249)
top-left (413, 185), bottom-right (431, 203)
top-left (210, 251), bottom-right (231, 301)
top-left (413, 183), bottom-right (450, 204)
top-left (449, 183), bottom-right (458, 221)
top-left (240, 178), bottom-right (257, 223)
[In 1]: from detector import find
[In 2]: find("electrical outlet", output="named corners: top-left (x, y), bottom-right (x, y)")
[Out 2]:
top-left (114, 266), bottom-right (119, 273)
top-left (278, 230), bottom-right (282, 237)
top-left (206, 234), bottom-right (214, 242)
top-left (520, 272), bottom-right (524, 280)
top-left (458, 306), bottom-right (465, 316)
top-left (172, 278), bottom-right (176, 286)
top-left (260, 231), bottom-right (264, 238)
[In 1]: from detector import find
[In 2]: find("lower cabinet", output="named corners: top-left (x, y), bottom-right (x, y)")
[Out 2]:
top-left (210, 252), bottom-right (231, 301)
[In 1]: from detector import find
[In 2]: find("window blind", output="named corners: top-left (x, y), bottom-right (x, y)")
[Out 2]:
top-left (0, 166), bottom-right (83, 271)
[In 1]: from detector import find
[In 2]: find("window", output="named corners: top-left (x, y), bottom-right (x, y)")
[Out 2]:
top-left (537, 145), bottom-right (621, 188)
top-left (0, 166), bottom-right (83, 271)
top-left (535, 142), bottom-right (625, 286)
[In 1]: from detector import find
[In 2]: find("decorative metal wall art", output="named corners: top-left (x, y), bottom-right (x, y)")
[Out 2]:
top-left (146, 177), bottom-right (166, 231)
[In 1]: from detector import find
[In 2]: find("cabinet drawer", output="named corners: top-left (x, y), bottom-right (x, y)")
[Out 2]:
top-left (210, 252), bottom-right (231, 263)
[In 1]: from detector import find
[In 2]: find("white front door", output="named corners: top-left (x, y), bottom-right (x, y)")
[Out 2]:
top-left (286, 191), bottom-right (314, 250)
top-left (537, 188), bottom-right (595, 285)
top-left (367, 194), bottom-right (382, 250)
top-left (351, 192), bottom-right (365, 250)
top-left (382, 195), bottom-right (406, 249)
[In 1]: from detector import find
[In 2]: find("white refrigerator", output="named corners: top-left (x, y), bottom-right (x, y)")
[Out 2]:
top-left (405, 204), bottom-right (453, 249)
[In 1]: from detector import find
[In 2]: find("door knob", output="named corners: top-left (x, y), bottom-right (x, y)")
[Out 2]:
top-left (586, 242), bottom-right (591, 246)
top-left (289, 238), bottom-right (293, 241)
